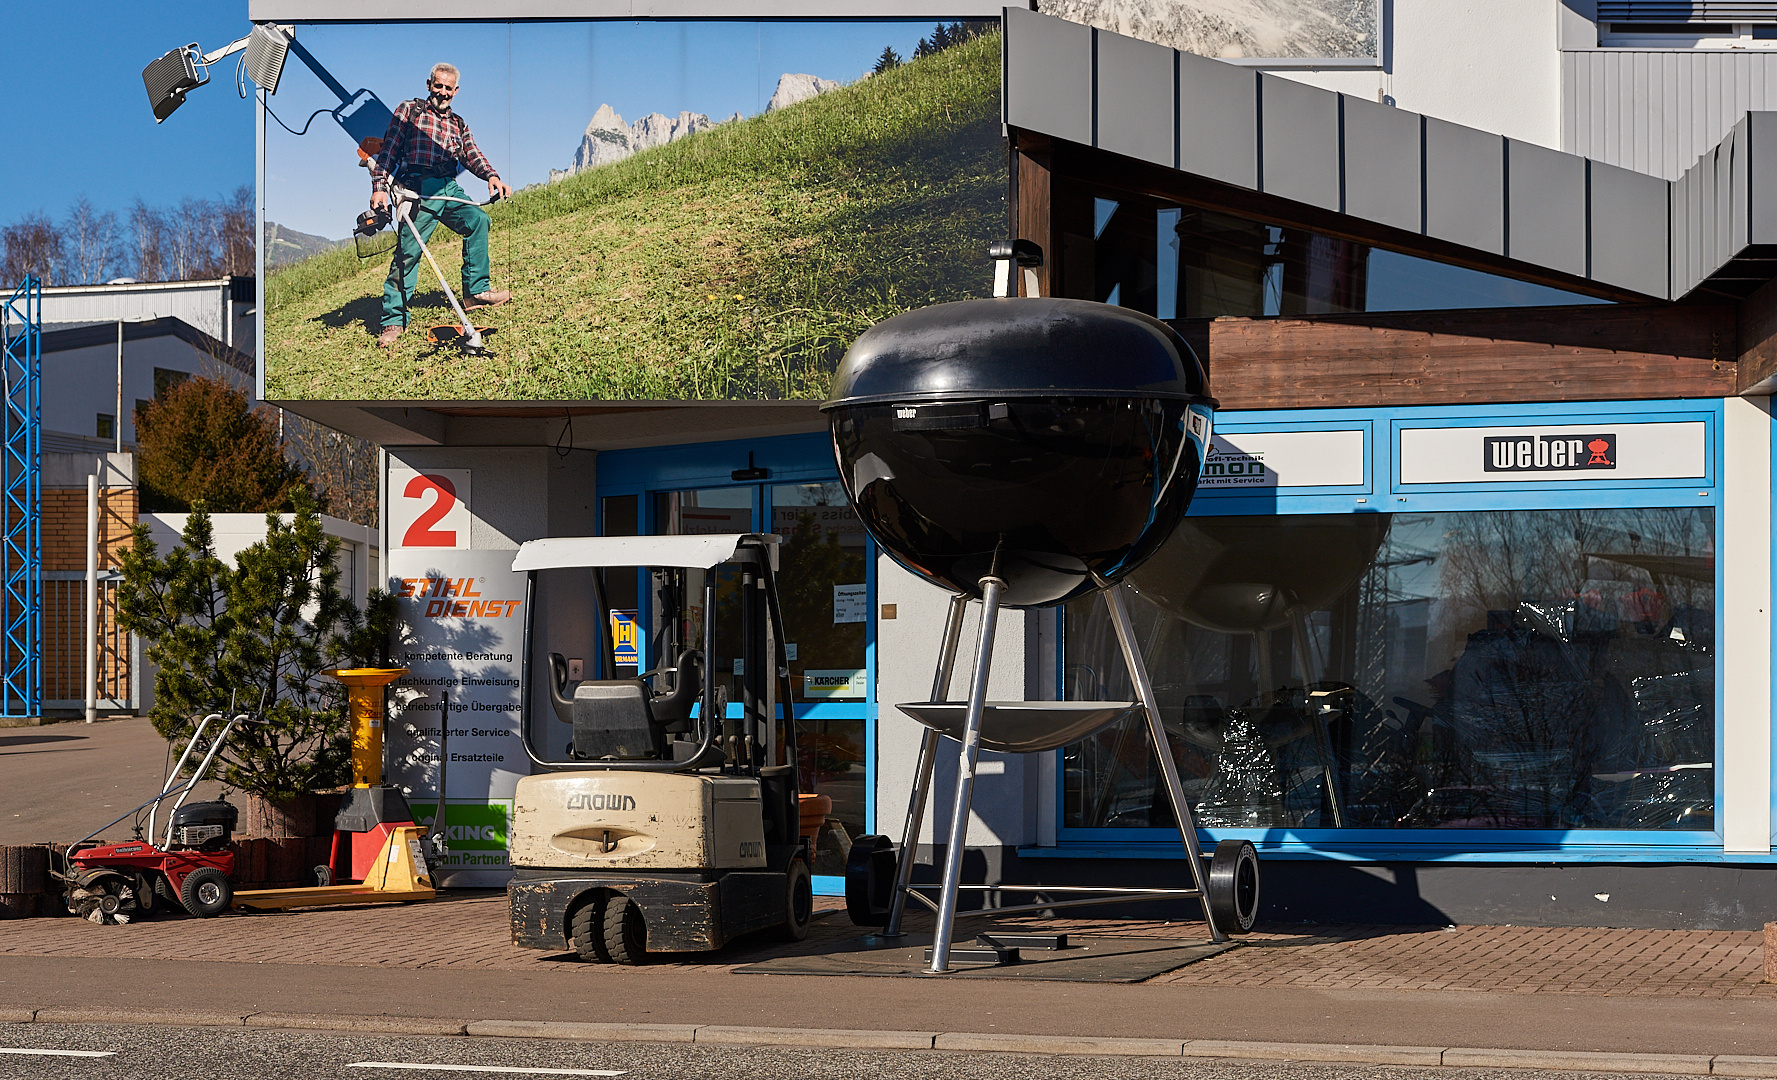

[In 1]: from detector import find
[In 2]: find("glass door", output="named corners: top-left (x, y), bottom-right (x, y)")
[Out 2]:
top-left (771, 482), bottom-right (870, 877)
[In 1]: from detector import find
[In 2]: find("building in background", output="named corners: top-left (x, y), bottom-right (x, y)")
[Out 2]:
top-left (255, 0), bottom-right (1777, 927)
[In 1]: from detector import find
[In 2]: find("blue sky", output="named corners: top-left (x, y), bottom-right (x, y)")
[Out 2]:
top-left (1, 9), bottom-right (945, 241)
top-left (2, 2), bottom-right (256, 228)
top-left (267, 20), bottom-right (935, 239)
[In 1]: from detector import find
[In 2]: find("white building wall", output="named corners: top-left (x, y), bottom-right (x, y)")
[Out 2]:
top-left (44, 334), bottom-right (249, 449)
top-left (875, 555), bottom-right (1051, 852)
top-left (1275, 1), bottom-right (1564, 150)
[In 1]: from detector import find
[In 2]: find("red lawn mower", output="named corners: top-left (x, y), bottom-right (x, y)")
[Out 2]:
top-left (52, 710), bottom-right (247, 924)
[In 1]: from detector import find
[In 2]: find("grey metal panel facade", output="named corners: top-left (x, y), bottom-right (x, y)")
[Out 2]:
top-left (1257, 74), bottom-right (1339, 211)
top-left (1589, 160), bottom-right (1670, 298)
top-left (999, 14), bottom-right (1764, 300)
top-left (1095, 30), bottom-right (1175, 168)
top-left (1341, 94), bottom-right (1421, 233)
top-left (1670, 171), bottom-right (1690, 297)
top-left (1424, 117), bottom-right (1504, 255)
top-left (1752, 113), bottom-right (1777, 245)
top-left (1005, 6), bottom-right (1092, 146)
top-left (1177, 49), bottom-right (1257, 189)
top-left (1506, 139), bottom-right (1588, 277)
top-left (1564, 49), bottom-right (1777, 180)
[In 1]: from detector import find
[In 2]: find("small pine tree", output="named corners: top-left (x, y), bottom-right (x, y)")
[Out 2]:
top-left (873, 46), bottom-right (902, 74)
top-left (116, 490), bottom-right (396, 800)
top-left (931, 22), bottom-right (953, 50)
top-left (135, 375), bottom-right (309, 514)
top-left (913, 36), bottom-right (932, 59)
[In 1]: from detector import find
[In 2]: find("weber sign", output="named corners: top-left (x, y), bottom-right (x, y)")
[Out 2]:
top-left (1399, 422), bottom-right (1705, 485)
top-left (1483, 433), bottom-right (1615, 472)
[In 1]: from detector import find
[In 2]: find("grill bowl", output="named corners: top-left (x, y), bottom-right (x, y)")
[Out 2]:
top-left (825, 298), bottom-right (1214, 607)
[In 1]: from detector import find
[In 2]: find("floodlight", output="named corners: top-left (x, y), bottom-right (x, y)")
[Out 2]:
top-left (246, 24), bottom-right (291, 96)
top-left (143, 45), bottom-right (204, 123)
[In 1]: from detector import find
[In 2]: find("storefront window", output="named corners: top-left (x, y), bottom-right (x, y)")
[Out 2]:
top-left (772, 482), bottom-right (870, 875)
top-left (1063, 508), bottom-right (1715, 832)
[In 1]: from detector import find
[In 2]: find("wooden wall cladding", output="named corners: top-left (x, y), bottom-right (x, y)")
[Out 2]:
top-left (1178, 303), bottom-right (1737, 410)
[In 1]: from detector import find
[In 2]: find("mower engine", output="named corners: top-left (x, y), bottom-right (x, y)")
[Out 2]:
top-left (167, 800), bottom-right (238, 851)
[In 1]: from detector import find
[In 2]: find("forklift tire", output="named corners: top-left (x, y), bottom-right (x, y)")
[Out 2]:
top-left (1206, 839), bottom-right (1260, 934)
top-left (569, 894), bottom-right (613, 963)
top-left (774, 858), bottom-right (814, 942)
top-left (180, 867), bottom-right (232, 918)
top-left (602, 894), bottom-right (647, 965)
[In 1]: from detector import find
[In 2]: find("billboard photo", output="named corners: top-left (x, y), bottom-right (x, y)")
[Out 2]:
top-left (1042, 0), bottom-right (1378, 62)
top-left (263, 18), bottom-right (1005, 402)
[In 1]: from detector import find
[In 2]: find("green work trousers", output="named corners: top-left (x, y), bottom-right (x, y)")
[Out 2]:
top-left (382, 176), bottom-right (490, 330)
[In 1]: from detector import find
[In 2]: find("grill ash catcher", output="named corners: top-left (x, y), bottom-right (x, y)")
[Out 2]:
top-left (825, 241), bottom-right (1260, 973)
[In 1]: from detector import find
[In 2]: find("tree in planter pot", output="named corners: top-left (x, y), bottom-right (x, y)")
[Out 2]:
top-left (117, 490), bottom-right (395, 850)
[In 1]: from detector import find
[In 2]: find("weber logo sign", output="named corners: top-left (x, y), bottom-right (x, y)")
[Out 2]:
top-left (1399, 421), bottom-right (1705, 485)
top-left (1483, 434), bottom-right (1615, 472)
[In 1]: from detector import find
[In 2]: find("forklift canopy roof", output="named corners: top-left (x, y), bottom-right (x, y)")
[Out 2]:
top-left (511, 534), bottom-right (748, 572)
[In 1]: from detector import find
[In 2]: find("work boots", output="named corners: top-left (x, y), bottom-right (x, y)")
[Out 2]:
top-left (377, 325), bottom-right (404, 348)
top-left (465, 289), bottom-right (511, 311)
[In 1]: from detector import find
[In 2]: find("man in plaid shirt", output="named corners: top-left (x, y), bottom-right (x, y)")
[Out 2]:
top-left (370, 62), bottom-right (514, 348)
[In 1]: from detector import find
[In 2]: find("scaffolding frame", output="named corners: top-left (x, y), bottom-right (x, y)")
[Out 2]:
top-left (1, 278), bottom-right (40, 718)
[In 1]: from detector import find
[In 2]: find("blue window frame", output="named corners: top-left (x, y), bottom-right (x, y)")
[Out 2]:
top-left (1041, 398), bottom-right (1735, 865)
top-left (597, 432), bottom-right (876, 895)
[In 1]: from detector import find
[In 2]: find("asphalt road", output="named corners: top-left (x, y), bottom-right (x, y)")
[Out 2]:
top-left (0, 1024), bottom-right (1709, 1080)
top-left (0, 718), bottom-right (224, 846)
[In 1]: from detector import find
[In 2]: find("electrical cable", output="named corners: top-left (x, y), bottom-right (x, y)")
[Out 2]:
top-left (236, 54), bottom-right (332, 137)
top-left (266, 103), bottom-right (335, 137)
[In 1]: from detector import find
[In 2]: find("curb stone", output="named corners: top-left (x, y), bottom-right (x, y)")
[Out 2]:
top-left (4, 1007), bottom-right (1774, 1073)
top-left (466, 1021), bottom-right (697, 1043)
top-left (1184, 1040), bottom-right (1444, 1066)
top-left (699, 1026), bottom-right (936, 1050)
top-left (33, 1007), bottom-right (251, 1028)
top-left (936, 1033), bottom-right (1184, 1056)
top-left (247, 1013), bottom-right (468, 1035)
top-left (1444, 1048), bottom-right (1713, 1074)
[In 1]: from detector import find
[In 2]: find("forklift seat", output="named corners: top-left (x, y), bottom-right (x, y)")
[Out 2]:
top-left (552, 649), bottom-right (707, 760)
top-left (570, 680), bottom-right (660, 760)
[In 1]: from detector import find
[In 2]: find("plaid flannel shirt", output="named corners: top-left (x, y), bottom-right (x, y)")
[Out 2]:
top-left (370, 98), bottom-right (499, 195)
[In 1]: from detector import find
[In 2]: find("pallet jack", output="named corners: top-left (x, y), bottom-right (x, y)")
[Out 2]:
top-left (229, 670), bottom-right (445, 911)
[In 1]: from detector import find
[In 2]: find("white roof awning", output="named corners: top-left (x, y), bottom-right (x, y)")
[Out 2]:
top-left (511, 534), bottom-right (750, 572)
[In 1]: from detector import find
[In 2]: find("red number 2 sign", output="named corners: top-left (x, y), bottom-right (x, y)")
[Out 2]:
top-left (391, 468), bottom-right (471, 550)
top-left (403, 475), bottom-right (458, 547)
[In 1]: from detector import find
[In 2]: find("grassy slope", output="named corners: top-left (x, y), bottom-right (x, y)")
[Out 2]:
top-left (265, 34), bottom-right (1004, 401)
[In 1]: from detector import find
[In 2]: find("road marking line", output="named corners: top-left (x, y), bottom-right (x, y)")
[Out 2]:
top-left (0, 1048), bottom-right (117, 1058)
top-left (346, 1065), bottom-right (625, 1077)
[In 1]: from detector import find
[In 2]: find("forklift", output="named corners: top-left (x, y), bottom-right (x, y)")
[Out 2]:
top-left (506, 533), bottom-right (814, 963)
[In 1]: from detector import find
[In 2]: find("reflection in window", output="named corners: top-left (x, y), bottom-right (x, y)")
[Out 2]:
top-left (1064, 509), bottom-right (1715, 832)
top-left (772, 482), bottom-right (869, 876)
top-left (1067, 198), bottom-right (1607, 318)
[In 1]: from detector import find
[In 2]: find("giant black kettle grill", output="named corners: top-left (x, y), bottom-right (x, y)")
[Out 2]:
top-left (824, 253), bottom-right (1260, 973)
top-left (823, 296), bottom-right (1216, 608)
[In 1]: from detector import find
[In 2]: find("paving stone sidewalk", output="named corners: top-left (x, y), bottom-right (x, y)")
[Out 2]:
top-left (0, 890), bottom-right (1768, 998)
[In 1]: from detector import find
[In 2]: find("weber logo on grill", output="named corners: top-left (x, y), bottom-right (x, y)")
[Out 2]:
top-left (1483, 433), bottom-right (1615, 472)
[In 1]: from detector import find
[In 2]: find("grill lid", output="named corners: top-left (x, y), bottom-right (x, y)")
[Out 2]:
top-left (822, 297), bottom-right (1211, 410)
